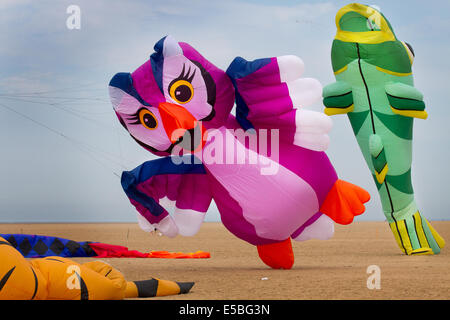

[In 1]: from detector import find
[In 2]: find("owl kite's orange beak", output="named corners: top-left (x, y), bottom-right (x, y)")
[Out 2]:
top-left (158, 102), bottom-right (206, 151)
top-left (159, 102), bottom-right (197, 143)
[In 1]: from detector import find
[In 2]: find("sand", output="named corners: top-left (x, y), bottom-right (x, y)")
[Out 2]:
top-left (1, 221), bottom-right (448, 300)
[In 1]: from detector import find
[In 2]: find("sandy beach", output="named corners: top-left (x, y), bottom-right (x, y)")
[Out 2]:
top-left (1, 221), bottom-right (448, 300)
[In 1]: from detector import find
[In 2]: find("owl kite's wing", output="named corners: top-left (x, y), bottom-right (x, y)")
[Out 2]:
top-left (226, 55), bottom-right (332, 151)
top-left (121, 155), bottom-right (212, 237)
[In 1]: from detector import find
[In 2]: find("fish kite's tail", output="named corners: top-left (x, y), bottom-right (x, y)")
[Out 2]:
top-left (389, 209), bottom-right (445, 255)
top-left (368, 134), bottom-right (445, 255)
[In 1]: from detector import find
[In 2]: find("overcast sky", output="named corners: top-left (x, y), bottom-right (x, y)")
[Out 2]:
top-left (1, 0), bottom-right (449, 223)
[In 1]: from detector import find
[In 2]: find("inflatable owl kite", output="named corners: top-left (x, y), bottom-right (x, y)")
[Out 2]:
top-left (323, 3), bottom-right (445, 255)
top-left (109, 35), bottom-right (370, 269)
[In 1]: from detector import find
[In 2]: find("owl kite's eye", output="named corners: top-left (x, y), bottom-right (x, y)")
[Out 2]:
top-left (138, 109), bottom-right (158, 130)
top-left (169, 79), bottom-right (194, 104)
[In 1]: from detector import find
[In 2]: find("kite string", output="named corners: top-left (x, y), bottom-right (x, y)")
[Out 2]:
top-left (0, 88), bottom-right (135, 165)
top-left (0, 101), bottom-right (122, 178)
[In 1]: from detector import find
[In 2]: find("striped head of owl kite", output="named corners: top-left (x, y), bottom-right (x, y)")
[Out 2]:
top-left (109, 35), bottom-right (235, 156)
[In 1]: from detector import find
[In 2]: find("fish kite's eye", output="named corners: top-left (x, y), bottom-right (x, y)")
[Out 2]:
top-left (169, 79), bottom-right (194, 104)
top-left (402, 41), bottom-right (415, 65)
top-left (404, 42), bottom-right (415, 57)
top-left (138, 109), bottom-right (158, 130)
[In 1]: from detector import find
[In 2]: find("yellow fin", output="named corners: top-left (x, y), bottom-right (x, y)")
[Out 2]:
top-left (389, 222), bottom-right (406, 254)
top-left (390, 107), bottom-right (428, 119)
top-left (413, 212), bottom-right (430, 248)
top-left (426, 220), bottom-right (446, 249)
top-left (374, 164), bottom-right (388, 184)
top-left (324, 104), bottom-right (354, 116)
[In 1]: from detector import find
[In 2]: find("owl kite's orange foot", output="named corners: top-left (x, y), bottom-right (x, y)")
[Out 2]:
top-left (256, 238), bottom-right (294, 269)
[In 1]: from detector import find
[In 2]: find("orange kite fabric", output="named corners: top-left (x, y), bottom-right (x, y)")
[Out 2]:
top-left (0, 234), bottom-right (210, 259)
top-left (89, 242), bottom-right (210, 259)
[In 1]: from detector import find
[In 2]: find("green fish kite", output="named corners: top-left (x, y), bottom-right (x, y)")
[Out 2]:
top-left (323, 3), bottom-right (445, 255)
